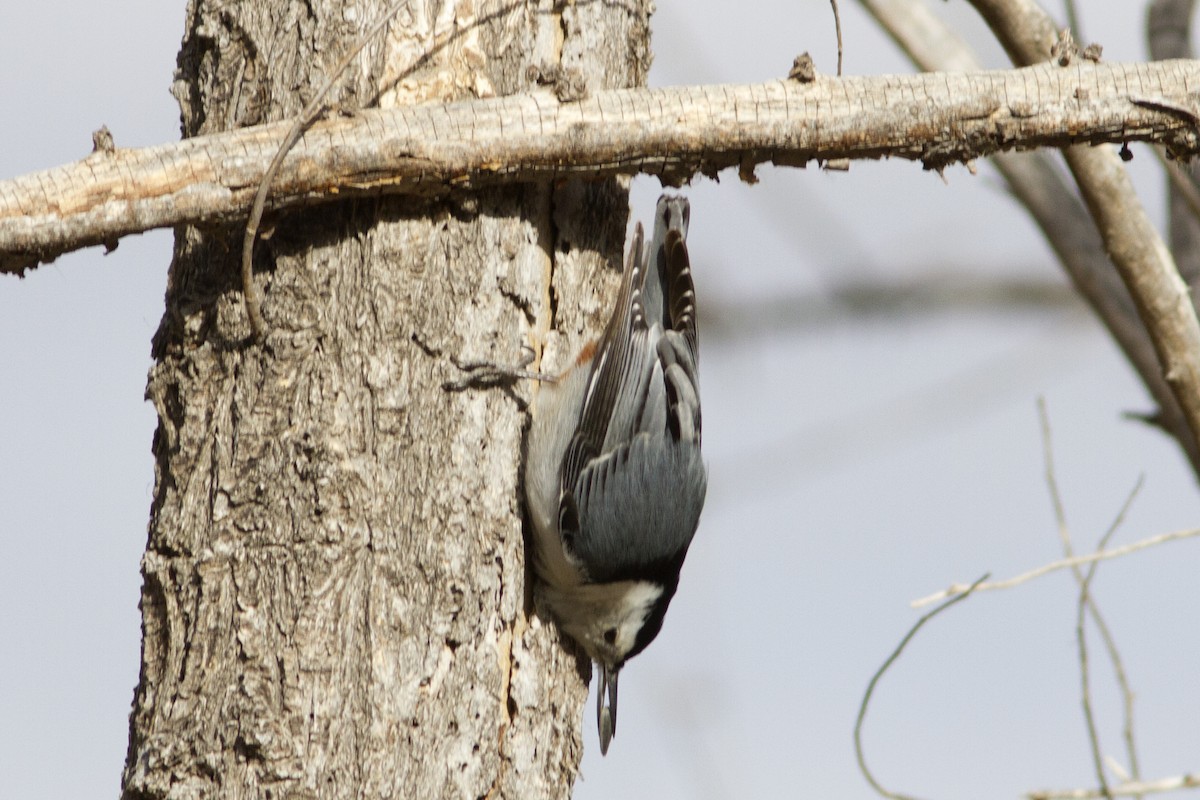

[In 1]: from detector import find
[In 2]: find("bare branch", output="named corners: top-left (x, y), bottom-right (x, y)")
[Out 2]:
top-left (855, 574), bottom-right (989, 800)
top-left (1065, 0), bottom-right (1084, 42)
top-left (1085, 484), bottom-right (1146, 798)
top-left (5, 60), bottom-right (1200, 275)
top-left (861, 0), bottom-right (1200, 487)
top-left (1155, 147), bottom-right (1200, 227)
top-left (1148, 0), bottom-right (1200, 291)
top-left (963, 1), bottom-right (1200, 482)
top-left (703, 273), bottom-right (1081, 339)
top-left (911, 526), bottom-right (1200, 608)
top-left (1039, 397), bottom-right (1072, 557)
top-left (1039, 399), bottom-right (1106, 796)
top-left (830, 0), bottom-right (845, 76)
top-left (1076, 572), bottom-right (1112, 800)
top-left (1041, 398), bottom-right (1142, 796)
top-left (1148, 0), bottom-right (1197, 62)
top-left (1028, 772), bottom-right (1200, 799)
top-left (1040, 398), bottom-right (1144, 800)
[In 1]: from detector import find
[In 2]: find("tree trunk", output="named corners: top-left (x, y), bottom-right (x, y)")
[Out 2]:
top-left (123, 1), bottom-right (650, 797)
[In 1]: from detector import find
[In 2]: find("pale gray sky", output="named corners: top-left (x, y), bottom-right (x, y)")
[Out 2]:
top-left (2, 2), bottom-right (1197, 798)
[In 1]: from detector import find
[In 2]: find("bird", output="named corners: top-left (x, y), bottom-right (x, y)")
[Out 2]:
top-left (524, 194), bottom-right (706, 754)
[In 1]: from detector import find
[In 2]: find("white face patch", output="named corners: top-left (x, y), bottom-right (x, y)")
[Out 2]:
top-left (542, 580), bottom-right (664, 666)
top-left (610, 582), bottom-right (665, 651)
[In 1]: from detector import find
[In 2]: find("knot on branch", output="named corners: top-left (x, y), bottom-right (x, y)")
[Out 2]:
top-left (91, 126), bottom-right (116, 155)
top-left (527, 63), bottom-right (589, 102)
top-left (1051, 28), bottom-right (1081, 66)
top-left (788, 53), bottom-right (817, 83)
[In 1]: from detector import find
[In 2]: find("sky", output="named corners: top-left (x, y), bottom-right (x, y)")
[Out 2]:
top-left (2, 1), bottom-right (1198, 799)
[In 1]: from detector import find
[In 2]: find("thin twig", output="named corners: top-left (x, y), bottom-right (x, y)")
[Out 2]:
top-left (239, 0), bottom-right (410, 340)
top-left (966, 0), bottom-right (1200, 483)
top-left (910, 527), bottom-right (1200, 607)
top-left (1028, 772), bottom-right (1200, 799)
top-left (1076, 558), bottom-right (1112, 800)
top-left (1089, 533), bottom-right (1145, 796)
top-left (1033, 446), bottom-right (1189, 800)
top-left (1064, 0), bottom-right (1084, 41)
top-left (830, 0), bottom-right (844, 75)
top-left (858, 0), bottom-right (1200, 481)
top-left (1148, 0), bottom-right (1200, 295)
top-left (1087, 609), bottom-right (1140, 789)
top-left (1087, 478), bottom-right (1146, 798)
top-left (1038, 399), bottom-right (1112, 799)
top-left (1038, 397), bottom-right (1072, 556)
top-left (854, 574), bottom-right (990, 800)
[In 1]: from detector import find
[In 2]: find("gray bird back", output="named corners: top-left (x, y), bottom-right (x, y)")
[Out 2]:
top-left (561, 194), bottom-right (706, 583)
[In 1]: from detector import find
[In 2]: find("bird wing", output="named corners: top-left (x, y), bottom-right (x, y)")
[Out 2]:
top-left (559, 196), bottom-right (706, 581)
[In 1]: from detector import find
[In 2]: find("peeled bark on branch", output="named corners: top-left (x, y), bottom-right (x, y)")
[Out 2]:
top-left (5, 58), bottom-right (1200, 274)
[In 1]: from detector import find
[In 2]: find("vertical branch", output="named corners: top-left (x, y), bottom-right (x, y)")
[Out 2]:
top-left (859, 0), bottom-right (1200, 481)
top-left (1147, 0), bottom-right (1200, 291)
top-left (964, 0), bottom-right (1200, 479)
top-left (1039, 400), bottom-right (1110, 798)
top-left (1081, 483), bottom-right (1147, 800)
top-left (1075, 574), bottom-right (1112, 800)
top-left (1072, 482), bottom-right (1145, 800)
top-left (1064, 0), bottom-right (1084, 40)
top-left (1038, 398), bottom-right (1072, 557)
top-left (854, 575), bottom-right (989, 800)
top-left (1040, 400), bottom-right (1146, 800)
top-left (830, 0), bottom-right (845, 75)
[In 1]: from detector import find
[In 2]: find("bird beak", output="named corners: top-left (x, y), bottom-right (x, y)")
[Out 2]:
top-left (597, 663), bottom-right (619, 755)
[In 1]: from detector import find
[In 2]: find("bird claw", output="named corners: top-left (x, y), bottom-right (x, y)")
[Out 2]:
top-left (442, 346), bottom-right (554, 391)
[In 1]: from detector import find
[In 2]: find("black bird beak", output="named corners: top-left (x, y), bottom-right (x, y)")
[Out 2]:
top-left (597, 663), bottom-right (619, 755)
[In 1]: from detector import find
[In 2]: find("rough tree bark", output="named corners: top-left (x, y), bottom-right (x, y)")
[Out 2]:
top-left (122, 1), bottom-right (650, 797)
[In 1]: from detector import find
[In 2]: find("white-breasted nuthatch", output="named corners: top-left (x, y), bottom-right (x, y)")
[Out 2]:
top-left (525, 194), bottom-right (706, 755)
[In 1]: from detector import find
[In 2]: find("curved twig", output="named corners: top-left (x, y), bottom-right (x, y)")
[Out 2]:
top-left (239, 0), bottom-right (411, 340)
top-left (855, 574), bottom-right (990, 800)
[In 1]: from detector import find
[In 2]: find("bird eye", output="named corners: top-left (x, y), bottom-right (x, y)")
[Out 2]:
top-left (603, 628), bottom-right (617, 644)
